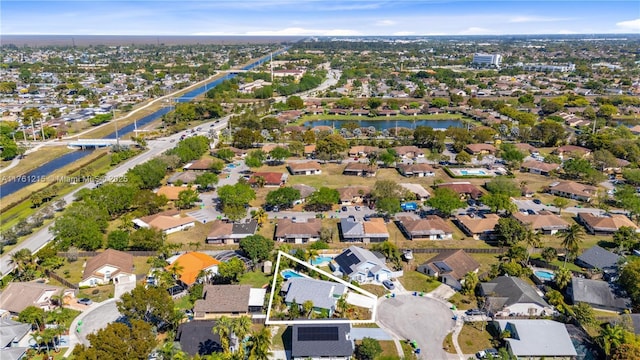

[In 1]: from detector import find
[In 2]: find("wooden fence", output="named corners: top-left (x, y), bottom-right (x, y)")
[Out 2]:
top-left (57, 250), bottom-right (158, 258)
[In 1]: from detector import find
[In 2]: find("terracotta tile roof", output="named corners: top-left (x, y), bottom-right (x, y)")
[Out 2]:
top-left (521, 160), bottom-right (560, 173)
top-left (138, 211), bottom-right (196, 231)
top-left (398, 215), bottom-right (453, 236)
top-left (193, 285), bottom-right (251, 314)
top-left (455, 213), bottom-right (500, 234)
top-left (578, 213), bottom-right (638, 232)
top-left (304, 144), bottom-right (316, 154)
top-left (337, 186), bottom-right (371, 200)
top-left (186, 159), bottom-right (213, 171)
top-left (465, 143), bottom-right (497, 153)
top-left (549, 181), bottom-right (597, 197)
top-left (249, 172), bottom-right (286, 186)
top-left (422, 250), bottom-right (480, 281)
top-left (287, 161), bottom-right (321, 172)
top-left (554, 145), bottom-right (590, 155)
top-left (275, 218), bottom-right (322, 239)
top-left (393, 146), bottom-right (424, 156)
top-left (166, 252), bottom-right (220, 286)
top-left (514, 143), bottom-right (538, 153)
top-left (438, 182), bottom-right (483, 199)
top-left (82, 249), bottom-right (134, 282)
top-left (363, 218), bottom-right (389, 235)
top-left (512, 212), bottom-right (570, 231)
top-left (156, 185), bottom-right (197, 200)
top-left (206, 220), bottom-right (234, 239)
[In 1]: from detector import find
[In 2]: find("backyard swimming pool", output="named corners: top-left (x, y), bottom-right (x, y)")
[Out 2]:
top-left (281, 269), bottom-right (303, 279)
top-left (534, 270), bottom-right (555, 281)
top-left (460, 169), bottom-right (487, 175)
top-left (311, 256), bottom-right (334, 266)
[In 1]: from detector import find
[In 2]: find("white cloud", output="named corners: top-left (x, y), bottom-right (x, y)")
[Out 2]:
top-left (376, 20), bottom-right (396, 26)
top-left (244, 27), bottom-right (361, 36)
top-left (393, 31), bottom-right (415, 36)
top-left (508, 16), bottom-right (570, 23)
top-left (616, 18), bottom-right (640, 31)
top-left (458, 27), bottom-right (492, 35)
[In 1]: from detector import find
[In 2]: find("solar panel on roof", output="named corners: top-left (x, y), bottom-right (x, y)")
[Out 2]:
top-left (298, 326), bottom-right (339, 341)
top-left (434, 261), bottom-right (452, 272)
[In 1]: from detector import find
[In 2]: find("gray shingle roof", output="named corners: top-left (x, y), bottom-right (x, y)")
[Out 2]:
top-left (283, 278), bottom-right (346, 311)
top-left (496, 320), bottom-right (577, 357)
top-left (0, 318), bottom-right (30, 347)
top-left (340, 218), bottom-right (364, 237)
top-left (576, 245), bottom-right (620, 270)
top-left (334, 246), bottom-right (388, 277)
top-left (480, 276), bottom-right (548, 310)
top-left (291, 323), bottom-right (354, 358)
top-left (570, 277), bottom-right (631, 311)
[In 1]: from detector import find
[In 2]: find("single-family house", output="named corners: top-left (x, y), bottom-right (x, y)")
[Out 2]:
top-left (80, 249), bottom-right (135, 287)
top-left (393, 146), bottom-right (424, 159)
top-left (304, 144), bottom-right (316, 156)
top-left (396, 216), bottom-right (454, 240)
top-left (337, 186), bottom-right (371, 205)
top-left (520, 160), bottom-right (560, 176)
top-left (465, 143), bottom-right (497, 155)
top-left (568, 277), bottom-right (631, 312)
top-left (0, 318), bottom-right (31, 360)
top-left (0, 282), bottom-right (75, 315)
top-left (291, 323), bottom-right (354, 360)
top-left (340, 217), bottom-right (389, 243)
top-left (176, 320), bottom-right (222, 357)
top-left (156, 185), bottom-right (197, 201)
top-left (343, 162), bottom-right (378, 177)
top-left (629, 125), bottom-right (640, 136)
top-left (512, 211), bottom-right (570, 235)
top-left (548, 181), bottom-right (597, 202)
top-left (575, 245), bottom-right (621, 271)
top-left (396, 163), bottom-right (435, 177)
top-left (167, 171), bottom-right (199, 185)
top-left (287, 161), bottom-right (322, 176)
top-left (417, 250), bottom-right (480, 290)
top-left (578, 213), bottom-right (639, 235)
top-left (249, 172), bottom-right (288, 187)
top-left (553, 145), bottom-right (591, 159)
top-left (193, 285), bottom-right (266, 319)
top-left (275, 218), bottom-right (322, 244)
top-left (184, 158), bottom-right (214, 171)
top-left (480, 276), bottom-right (553, 316)
top-left (513, 143), bottom-right (539, 154)
top-left (206, 220), bottom-right (258, 244)
top-left (291, 184), bottom-right (315, 205)
top-left (166, 252), bottom-right (221, 287)
top-left (281, 277), bottom-right (346, 317)
top-left (399, 183), bottom-right (431, 201)
top-left (133, 210), bottom-right (197, 234)
top-left (454, 213), bottom-right (500, 240)
top-left (331, 246), bottom-right (402, 284)
top-left (494, 320), bottom-right (577, 359)
top-left (348, 146), bottom-right (379, 157)
top-left (437, 182), bottom-right (484, 199)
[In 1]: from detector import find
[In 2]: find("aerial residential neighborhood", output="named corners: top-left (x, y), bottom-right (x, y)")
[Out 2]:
top-left (1, 9), bottom-right (640, 360)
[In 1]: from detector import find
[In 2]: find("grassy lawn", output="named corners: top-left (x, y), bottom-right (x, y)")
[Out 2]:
top-left (401, 340), bottom-right (418, 360)
top-left (271, 325), bottom-right (291, 351)
top-left (443, 333), bottom-right (456, 354)
top-left (239, 271), bottom-right (272, 288)
top-left (448, 293), bottom-right (478, 311)
top-left (398, 271), bottom-right (442, 293)
top-left (375, 340), bottom-right (399, 358)
top-left (359, 283), bottom-right (387, 298)
top-left (174, 294), bottom-right (193, 311)
top-left (79, 284), bottom-right (114, 302)
top-left (56, 255), bottom-right (152, 286)
top-left (458, 323), bottom-right (495, 354)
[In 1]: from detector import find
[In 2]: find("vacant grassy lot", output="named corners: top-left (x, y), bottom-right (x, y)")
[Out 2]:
top-left (398, 270), bottom-right (442, 293)
top-left (458, 323), bottom-right (495, 354)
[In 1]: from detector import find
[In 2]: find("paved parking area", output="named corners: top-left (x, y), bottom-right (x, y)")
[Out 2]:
top-left (512, 199), bottom-right (560, 214)
top-left (377, 294), bottom-right (456, 360)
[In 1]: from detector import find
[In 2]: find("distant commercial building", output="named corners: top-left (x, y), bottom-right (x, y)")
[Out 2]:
top-left (514, 62), bottom-right (576, 72)
top-left (472, 53), bottom-right (502, 68)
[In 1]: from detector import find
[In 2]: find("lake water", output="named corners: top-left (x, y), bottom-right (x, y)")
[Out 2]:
top-left (0, 50), bottom-right (286, 198)
top-left (303, 119), bottom-right (464, 130)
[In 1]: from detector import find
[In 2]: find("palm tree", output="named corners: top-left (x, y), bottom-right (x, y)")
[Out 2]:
top-left (188, 241), bottom-right (202, 252)
top-left (231, 316), bottom-right (252, 353)
top-left (522, 227), bottom-right (541, 264)
top-left (554, 267), bottom-right (572, 290)
top-left (251, 209), bottom-right (268, 228)
top-left (248, 327), bottom-right (273, 360)
top-left (598, 324), bottom-right (625, 359)
top-left (559, 224), bottom-right (585, 265)
top-left (168, 260), bottom-right (185, 281)
top-left (10, 248), bottom-right (34, 279)
top-left (213, 316), bottom-right (233, 354)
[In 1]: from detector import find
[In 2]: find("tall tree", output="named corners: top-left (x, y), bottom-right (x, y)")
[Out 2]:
top-left (72, 320), bottom-right (156, 360)
top-left (239, 235), bottom-right (274, 266)
top-left (116, 285), bottom-right (178, 331)
top-left (248, 327), bottom-right (272, 360)
top-left (426, 187), bottom-right (465, 217)
top-left (559, 224), bottom-right (585, 264)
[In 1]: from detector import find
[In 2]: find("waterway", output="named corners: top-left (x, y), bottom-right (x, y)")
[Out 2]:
top-left (0, 50), bottom-right (285, 199)
top-left (303, 119), bottom-right (464, 130)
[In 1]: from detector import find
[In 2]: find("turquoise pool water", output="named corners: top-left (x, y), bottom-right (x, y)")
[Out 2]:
top-left (535, 270), bottom-right (554, 281)
top-left (281, 269), bottom-right (303, 279)
top-left (226, 163), bottom-right (237, 169)
top-left (311, 256), bottom-right (333, 266)
top-left (460, 169), bottom-right (487, 175)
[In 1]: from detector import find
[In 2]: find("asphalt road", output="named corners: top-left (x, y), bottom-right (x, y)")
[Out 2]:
top-left (377, 293), bottom-right (457, 360)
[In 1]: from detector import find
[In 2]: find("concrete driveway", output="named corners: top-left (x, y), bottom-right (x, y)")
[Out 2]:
top-left (377, 294), bottom-right (457, 360)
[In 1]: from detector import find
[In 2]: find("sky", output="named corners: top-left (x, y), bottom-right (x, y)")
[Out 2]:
top-left (1, 0), bottom-right (639, 36)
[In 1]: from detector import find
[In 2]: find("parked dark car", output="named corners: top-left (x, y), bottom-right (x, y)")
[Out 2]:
top-left (533, 199), bottom-right (542, 205)
top-left (77, 298), bottom-right (93, 306)
top-left (465, 309), bottom-right (485, 316)
top-left (382, 280), bottom-right (395, 290)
